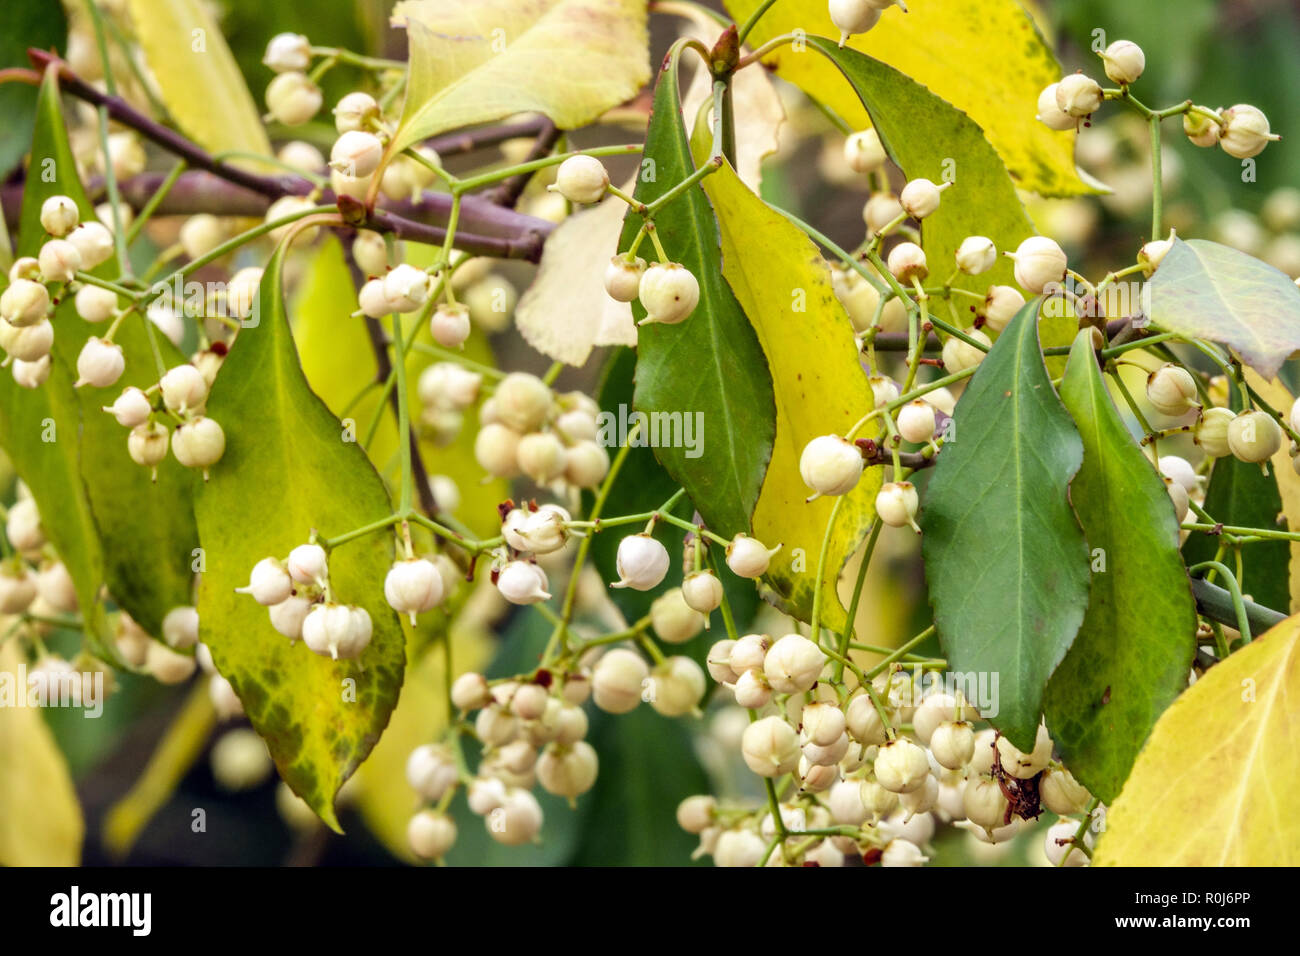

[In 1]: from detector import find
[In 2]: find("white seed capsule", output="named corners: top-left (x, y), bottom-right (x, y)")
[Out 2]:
top-left (226, 266), bottom-right (263, 319)
top-left (268, 595), bottom-right (312, 640)
top-left (896, 400), bottom-right (936, 443)
top-left (407, 809), bottom-right (457, 859)
top-left (549, 155), bottom-right (609, 204)
top-left (650, 587), bottom-right (705, 644)
top-left (564, 440), bottom-right (610, 487)
top-left (180, 214), bottom-right (225, 260)
top-left (591, 648), bottom-right (648, 714)
top-left (603, 255), bottom-right (646, 303)
top-left (450, 672), bottom-right (492, 711)
top-left (496, 560), bottom-right (551, 605)
top-left (801, 701), bottom-right (847, 747)
top-left (875, 480), bottom-right (920, 531)
top-left (881, 838), bottom-right (928, 867)
top-left (1, 278), bottom-right (50, 326)
top-left (1227, 410), bottom-right (1283, 463)
top-left (127, 421), bottom-right (169, 470)
top-left (0, 566), bottom-right (37, 614)
top-left (706, 639), bottom-right (738, 683)
top-left (172, 416), bottom-right (225, 472)
top-left (638, 262), bottom-right (699, 325)
top-left (429, 303), bottom-right (472, 349)
top-left (517, 431), bottom-right (566, 484)
top-left (146, 640), bottom-right (197, 685)
top-left (1010, 236), bottom-right (1067, 293)
top-left (351, 229), bottom-right (388, 276)
top-left (384, 558), bottom-right (445, 623)
top-left (40, 195), bottom-right (79, 237)
top-left (681, 570), bottom-right (723, 616)
top-left (741, 715), bottom-right (801, 777)
top-left (1036, 84), bottom-right (1077, 130)
top-left (844, 128), bottom-right (886, 173)
top-left (980, 285), bottom-right (1025, 333)
top-left (493, 372), bottom-right (552, 432)
top-left (356, 278), bottom-right (393, 318)
top-left (1145, 364), bottom-right (1199, 417)
top-left (73, 284), bottom-right (117, 324)
top-left (611, 533), bottom-right (670, 591)
top-left (887, 241), bottom-right (928, 281)
top-left (75, 337), bottom-right (125, 388)
top-left (4, 498), bottom-right (44, 553)
top-left (516, 505), bottom-right (570, 554)
top-left (1055, 73), bottom-right (1103, 117)
top-left (845, 692), bottom-right (888, 745)
top-left (160, 364), bottom-right (209, 414)
top-left (1219, 104), bottom-right (1279, 160)
top-left (474, 422), bottom-right (522, 477)
top-left (67, 221), bottom-right (114, 269)
top-left (1043, 819), bottom-right (1089, 866)
top-left (947, 239), bottom-right (997, 284)
top-left (1195, 407), bottom-right (1235, 457)
top-left (100, 387), bottom-right (150, 428)
top-left (863, 192), bottom-right (905, 233)
top-left (1184, 108), bottom-right (1221, 148)
top-left (1040, 765), bottom-right (1092, 815)
top-left (930, 720), bottom-right (976, 770)
top-left (12, 355), bottom-right (50, 389)
top-left (963, 775), bottom-right (1010, 830)
top-left (287, 544), bottom-right (328, 585)
top-left (899, 178), bottom-right (947, 220)
top-left (382, 264), bottom-right (433, 313)
top-left (1157, 455), bottom-right (1199, 495)
top-left (329, 130), bottom-right (384, 179)
top-left (332, 90), bottom-right (379, 133)
top-left (236, 557), bottom-right (294, 606)
top-left (266, 72), bottom-right (322, 125)
top-left (418, 362), bottom-right (481, 410)
top-left (729, 633), bottom-right (771, 673)
top-left (873, 738), bottom-right (931, 793)
top-left (763, 633), bottom-right (826, 694)
top-left (263, 32), bottom-right (310, 73)
top-left (39, 238), bottom-right (82, 283)
top-left (714, 828), bottom-right (768, 867)
top-left (725, 533), bottom-right (780, 578)
top-left (732, 668), bottom-right (772, 708)
top-left (799, 434), bottom-right (864, 497)
top-left (648, 656), bottom-right (706, 717)
top-left (302, 603), bottom-right (371, 660)
top-left (676, 794), bottom-right (716, 834)
top-left (1099, 39), bottom-right (1145, 85)
top-left (828, 0), bottom-right (881, 46)
top-left (537, 740), bottom-right (599, 797)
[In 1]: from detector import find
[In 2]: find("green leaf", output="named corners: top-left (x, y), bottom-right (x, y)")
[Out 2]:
top-left (588, 347), bottom-right (758, 636)
top-left (1, 69), bottom-right (198, 644)
top-left (622, 52), bottom-right (774, 539)
top-left (569, 704), bottom-right (709, 865)
top-left (919, 301), bottom-right (1090, 750)
top-left (805, 39), bottom-right (1035, 301)
top-left (1148, 238), bottom-right (1300, 380)
top-left (126, 0), bottom-right (272, 160)
top-left (0, 0), bottom-right (66, 181)
top-left (0, 642), bottom-right (84, 865)
top-left (701, 163), bottom-right (882, 632)
top-left (390, 0), bottom-right (650, 155)
top-left (723, 0), bottom-right (1092, 197)
top-left (1093, 612), bottom-right (1300, 866)
top-left (194, 244), bottom-right (405, 832)
top-left (1043, 331), bottom-right (1198, 802)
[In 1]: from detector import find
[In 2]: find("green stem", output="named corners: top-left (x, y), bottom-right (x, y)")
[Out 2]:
top-left (1187, 561), bottom-right (1252, 644)
top-left (834, 522), bottom-right (881, 683)
top-left (452, 145), bottom-right (642, 195)
top-left (736, 0), bottom-right (783, 45)
top-left (125, 160), bottom-right (187, 245)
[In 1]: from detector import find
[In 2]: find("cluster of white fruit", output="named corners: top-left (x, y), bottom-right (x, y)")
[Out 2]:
top-left (677, 665), bottom-right (1097, 867)
top-left (1038, 40), bottom-right (1279, 160)
top-left (1, 196), bottom-right (114, 388)
top-left (1, 491), bottom-right (79, 624)
top-left (470, 371), bottom-right (611, 489)
top-left (101, 360), bottom-right (226, 480)
top-left (827, 0), bottom-right (906, 48)
top-left (236, 542), bottom-right (462, 658)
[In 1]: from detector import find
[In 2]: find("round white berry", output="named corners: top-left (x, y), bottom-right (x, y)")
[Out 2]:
top-left (75, 337), bottom-right (125, 389)
top-left (611, 533), bottom-right (670, 591)
top-left (549, 155), bottom-right (609, 205)
top-left (40, 195), bottom-right (79, 237)
top-left (638, 263), bottom-right (699, 325)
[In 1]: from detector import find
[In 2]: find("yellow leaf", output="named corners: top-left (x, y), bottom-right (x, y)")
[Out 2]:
top-left (126, 0), bottom-right (271, 160)
top-left (515, 195), bottom-right (636, 365)
top-left (1093, 613), bottom-right (1300, 866)
top-left (1243, 369), bottom-right (1300, 614)
top-left (390, 0), bottom-right (650, 154)
top-left (702, 163), bottom-right (881, 632)
top-left (722, 0), bottom-right (1091, 197)
top-left (354, 625), bottom-right (492, 861)
top-left (0, 641), bottom-right (84, 865)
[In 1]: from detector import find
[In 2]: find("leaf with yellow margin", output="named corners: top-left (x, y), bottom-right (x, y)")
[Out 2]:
top-left (390, 0), bottom-right (649, 155)
top-left (0, 641), bottom-right (84, 866)
top-left (126, 0), bottom-right (271, 160)
top-left (1093, 613), bottom-right (1300, 866)
top-left (722, 0), bottom-right (1091, 197)
top-left (702, 162), bottom-right (881, 632)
